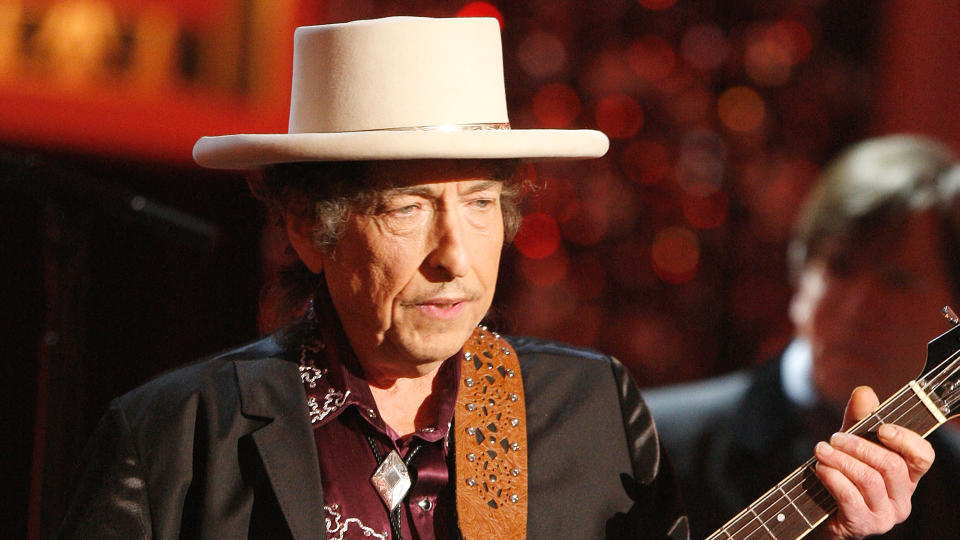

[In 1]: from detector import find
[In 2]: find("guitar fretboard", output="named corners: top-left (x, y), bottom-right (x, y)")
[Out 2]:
top-left (705, 382), bottom-right (945, 540)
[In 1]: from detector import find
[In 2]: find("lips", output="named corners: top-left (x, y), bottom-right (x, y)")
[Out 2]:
top-left (413, 298), bottom-right (468, 320)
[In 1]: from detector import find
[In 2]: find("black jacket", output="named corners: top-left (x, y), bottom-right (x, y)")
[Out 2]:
top-left (59, 334), bottom-right (689, 539)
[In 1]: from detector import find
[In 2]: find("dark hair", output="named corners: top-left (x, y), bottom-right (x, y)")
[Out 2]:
top-left (788, 134), bottom-right (960, 295)
top-left (248, 159), bottom-right (526, 332)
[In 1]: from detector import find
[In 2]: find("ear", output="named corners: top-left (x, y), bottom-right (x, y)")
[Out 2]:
top-left (284, 212), bottom-right (325, 274)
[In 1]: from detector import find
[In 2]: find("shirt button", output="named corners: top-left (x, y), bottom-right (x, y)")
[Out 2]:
top-left (366, 408), bottom-right (377, 419)
top-left (417, 498), bottom-right (434, 512)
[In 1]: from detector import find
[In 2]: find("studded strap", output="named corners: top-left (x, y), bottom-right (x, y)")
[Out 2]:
top-left (455, 326), bottom-right (528, 539)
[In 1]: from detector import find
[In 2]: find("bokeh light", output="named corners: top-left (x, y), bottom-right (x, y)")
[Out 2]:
top-left (517, 30), bottom-right (567, 78)
top-left (595, 94), bottom-right (644, 139)
top-left (651, 226), bottom-right (700, 284)
top-left (683, 191), bottom-right (729, 229)
top-left (513, 212), bottom-right (562, 259)
top-left (518, 247), bottom-right (570, 287)
top-left (621, 138), bottom-right (672, 186)
top-left (745, 25), bottom-right (793, 86)
top-left (680, 24), bottom-right (728, 71)
top-left (717, 86), bottom-right (766, 132)
top-left (627, 35), bottom-right (676, 82)
top-left (456, 2), bottom-right (504, 27)
top-left (676, 128), bottom-right (726, 197)
top-left (532, 82), bottom-right (581, 128)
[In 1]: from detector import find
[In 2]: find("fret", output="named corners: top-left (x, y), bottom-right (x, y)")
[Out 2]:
top-left (706, 323), bottom-right (960, 540)
top-left (776, 484), bottom-right (812, 528)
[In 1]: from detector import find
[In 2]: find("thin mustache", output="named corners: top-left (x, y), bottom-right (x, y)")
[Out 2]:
top-left (401, 286), bottom-right (481, 305)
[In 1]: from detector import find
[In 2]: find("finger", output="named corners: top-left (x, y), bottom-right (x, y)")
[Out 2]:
top-left (815, 435), bottom-right (892, 512)
top-left (876, 423), bottom-right (936, 484)
top-left (841, 386), bottom-right (880, 431)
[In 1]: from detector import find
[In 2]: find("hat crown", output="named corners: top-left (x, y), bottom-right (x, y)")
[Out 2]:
top-left (289, 17), bottom-right (509, 134)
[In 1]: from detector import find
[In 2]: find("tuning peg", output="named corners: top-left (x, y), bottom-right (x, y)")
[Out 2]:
top-left (944, 306), bottom-right (959, 325)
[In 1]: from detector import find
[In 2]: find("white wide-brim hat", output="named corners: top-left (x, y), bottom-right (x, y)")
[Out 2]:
top-left (193, 16), bottom-right (609, 169)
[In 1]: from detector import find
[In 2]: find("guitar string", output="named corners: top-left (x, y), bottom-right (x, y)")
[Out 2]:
top-left (715, 385), bottom-right (931, 539)
top-left (712, 352), bottom-right (960, 540)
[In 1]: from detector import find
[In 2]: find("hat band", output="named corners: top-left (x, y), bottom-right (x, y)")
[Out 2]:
top-left (362, 122), bottom-right (511, 132)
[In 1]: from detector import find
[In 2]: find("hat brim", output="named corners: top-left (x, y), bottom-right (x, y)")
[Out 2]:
top-left (193, 129), bottom-right (609, 169)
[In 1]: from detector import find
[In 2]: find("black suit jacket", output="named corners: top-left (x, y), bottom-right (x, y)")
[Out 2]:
top-left (642, 354), bottom-right (960, 540)
top-left (58, 335), bottom-right (689, 539)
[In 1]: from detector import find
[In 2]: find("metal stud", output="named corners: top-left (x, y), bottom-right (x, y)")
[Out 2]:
top-left (510, 494), bottom-right (519, 503)
top-left (509, 393), bottom-right (518, 402)
top-left (465, 377), bottom-right (474, 387)
top-left (466, 403), bottom-right (476, 411)
top-left (467, 453), bottom-right (476, 462)
top-left (467, 478), bottom-right (476, 487)
top-left (366, 408), bottom-right (377, 419)
top-left (466, 427), bottom-right (476, 435)
top-left (506, 369), bottom-right (515, 378)
top-left (510, 442), bottom-right (520, 451)
top-left (511, 468), bottom-right (520, 476)
top-left (510, 418), bottom-right (519, 427)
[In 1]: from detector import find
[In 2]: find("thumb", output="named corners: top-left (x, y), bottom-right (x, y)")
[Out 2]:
top-left (841, 385), bottom-right (880, 431)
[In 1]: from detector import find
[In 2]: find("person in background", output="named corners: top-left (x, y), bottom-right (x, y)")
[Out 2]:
top-left (644, 134), bottom-right (960, 540)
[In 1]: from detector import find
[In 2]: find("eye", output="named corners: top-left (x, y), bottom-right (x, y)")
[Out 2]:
top-left (470, 198), bottom-right (496, 209)
top-left (388, 203), bottom-right (421, 217)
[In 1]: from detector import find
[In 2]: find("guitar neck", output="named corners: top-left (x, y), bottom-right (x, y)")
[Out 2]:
top-left (705, 381), bottom-right (947, 540)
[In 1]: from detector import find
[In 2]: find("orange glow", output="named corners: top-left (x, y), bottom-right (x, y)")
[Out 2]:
top-left (651, 226), bottom-right (700, 284)
top-left (627, 35), bottom-right (676, 82)
top-left (717, 86), bottom-right (766, 133)
top-left (532, 82), bottom-right (580, 128)
top-left (637, 0), bottom-right (678, 11)
top-left (595, 94), bottom-right (644, 139)
top-left (457, 2), bottom-right (504, 28)
top-left (513, 212), bottom-right (562, 259)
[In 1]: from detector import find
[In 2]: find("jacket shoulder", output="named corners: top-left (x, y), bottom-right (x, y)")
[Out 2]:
top-left (115, 335), bottom-right (288, 427)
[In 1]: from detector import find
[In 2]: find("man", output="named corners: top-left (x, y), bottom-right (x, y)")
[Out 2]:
top-left (644, 134), bottom-right (960, 539)
top-left (59, 17), bottom-right (933, 540)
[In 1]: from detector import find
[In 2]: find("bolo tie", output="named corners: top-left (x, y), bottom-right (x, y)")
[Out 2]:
top-left (365, 433), bottom-right (424, 540)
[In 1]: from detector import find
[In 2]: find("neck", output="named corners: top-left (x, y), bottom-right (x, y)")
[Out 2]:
top-left (365, 360), bottom-right (446, 437)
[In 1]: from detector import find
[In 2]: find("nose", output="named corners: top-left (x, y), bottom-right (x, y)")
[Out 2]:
top-left (425, 208), bottom-right (470, 279)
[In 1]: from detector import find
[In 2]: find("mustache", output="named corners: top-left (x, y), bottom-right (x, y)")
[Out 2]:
top-left (400, 284), bottom-right (482, 305)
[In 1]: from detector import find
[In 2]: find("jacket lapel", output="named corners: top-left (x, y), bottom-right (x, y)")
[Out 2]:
top-left (235, 357), bottom-right (326, 540)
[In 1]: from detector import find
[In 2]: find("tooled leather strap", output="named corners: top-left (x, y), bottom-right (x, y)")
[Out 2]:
top-left (455, 325), bottom-right (528, 539)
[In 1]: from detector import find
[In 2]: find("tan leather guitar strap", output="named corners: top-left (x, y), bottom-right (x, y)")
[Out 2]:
top-left (455, 326), bottom-right (528, 539)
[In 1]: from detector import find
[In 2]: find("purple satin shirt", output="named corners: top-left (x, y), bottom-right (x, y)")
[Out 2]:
top-left (299, 319), bottom-right (460, 540)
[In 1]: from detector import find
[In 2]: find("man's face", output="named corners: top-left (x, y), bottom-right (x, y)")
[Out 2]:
top-left (790, 211), bottom-right (957, 408)
top-left (321, 161), bottom-right (505, 382)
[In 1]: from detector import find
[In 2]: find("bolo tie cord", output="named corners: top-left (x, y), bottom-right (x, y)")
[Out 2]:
top-left (364, 433), bottom-right (424, 540)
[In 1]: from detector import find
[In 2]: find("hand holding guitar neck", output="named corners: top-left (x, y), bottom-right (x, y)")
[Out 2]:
top-left (708, 307), bottom-right (960, 540)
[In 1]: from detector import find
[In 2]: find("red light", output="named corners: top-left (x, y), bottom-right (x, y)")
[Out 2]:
top-left (595, 94), bottom-right (644, 139)
top-left (513, 212), bottom-right (562, 259)
top-left (457, 2), bottom-right (504, 28)
top-left (683, 191), bottom-right (729, 229)
top-left (651, 227), bottom-right (700, 284)
top-left (627, 35), bottom-right (676, 82)
top-left (621, 139), bottom-right (672, 186)
top-left (532, 83), bottom-right (581, 128)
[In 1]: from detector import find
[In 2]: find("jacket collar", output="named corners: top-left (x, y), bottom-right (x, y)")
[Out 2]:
top-left (234, 345), bottom-right (326, 540)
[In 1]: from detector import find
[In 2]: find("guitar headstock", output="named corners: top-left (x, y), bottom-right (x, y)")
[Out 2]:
top-left (917, 306), bottom-right (960, 421)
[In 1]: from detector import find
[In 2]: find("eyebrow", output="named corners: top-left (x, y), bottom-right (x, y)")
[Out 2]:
top-left (390, 180), bottom-right (501, 198)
